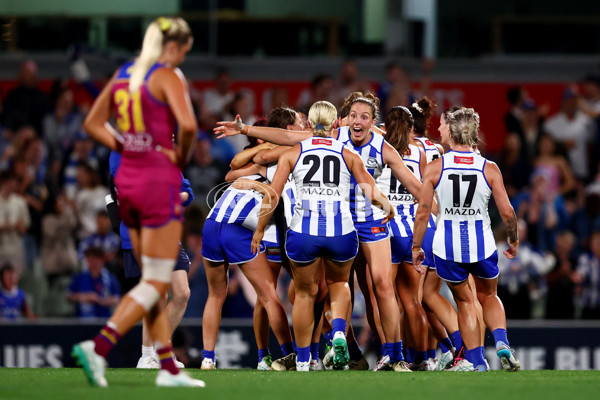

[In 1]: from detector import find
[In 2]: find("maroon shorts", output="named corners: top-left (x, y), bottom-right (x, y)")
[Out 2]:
top-left (115, 166), bottom-right (183, 228)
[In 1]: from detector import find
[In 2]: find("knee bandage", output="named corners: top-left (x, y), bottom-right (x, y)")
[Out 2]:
top-left (141, 255), bottom-right (175, 283)
top-left (128, 281), bottom-right (161, 311)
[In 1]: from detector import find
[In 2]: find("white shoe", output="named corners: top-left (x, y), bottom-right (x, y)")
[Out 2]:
top-left (427, 357), bottom-right (438, 370)
top-left (497, 345), bottom-right (520, 372)
top-left (373, 355), bottom-right (392, 371)
top-left (309, 358), bottom-right (322, 371)
top-left (447, 359), bottom-right (475, 372)
top-left (322, 346), bottom-right (334, 370)
top-left (173, 355), bottom-right (185, 369)
top-left (137, 355), bottom-right (160, 369)
top-left (71, 340), bottom-right (108, 387)
top-left (201, 358), bottom-right (216, 370)
top-left (156, 370), bottom-right (206, 387)
top-left (410, 359), bottom-right (432, 371)
top-left (436, 350), bottom-right (455, 370)
top-left (257, 355), bottom-right (273, 370)
top-left (296, 360), bottom-right (310, 372)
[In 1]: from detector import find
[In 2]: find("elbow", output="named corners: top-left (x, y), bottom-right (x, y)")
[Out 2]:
top-left (179, 120), bottom-right (198, 136)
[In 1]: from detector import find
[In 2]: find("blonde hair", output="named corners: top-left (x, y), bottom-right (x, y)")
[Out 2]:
top-left (308, 101), bottom-right (337, 137)
top-left (446, 107), bottom-right (480, 147)
top-left (129, 17), bottom-right (192, 94)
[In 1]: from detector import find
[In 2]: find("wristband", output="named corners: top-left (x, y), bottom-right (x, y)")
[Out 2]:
top-left (241, 124), bottom-right (249, 135)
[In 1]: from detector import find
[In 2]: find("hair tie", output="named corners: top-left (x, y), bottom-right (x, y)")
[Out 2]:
top-left (315, 123), bottom-right (325, 130)
top-left (412, 102), bottom-right (423, 114)
top-left (158, 17), bottom-right (172, 33)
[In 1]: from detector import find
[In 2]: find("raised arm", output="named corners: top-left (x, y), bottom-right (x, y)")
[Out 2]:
top-left (230, 142), bottom-right (275, 170)
top-left (345, 148), bottom-right (394, 224)
top-left (214, 115), bottom-right (313, 146)
top-left (253, 145), bottom-right (292, 165)
top-left (250, 146), bottom-right (300, 253)
top-left (383, 141), bottom-right (423, 202)
top-left (411, 158), bottom-right (442, 274)
top-left (485, 160), bottom-right (519, 259)
top-left (225, 163), bottom-right (264, 182)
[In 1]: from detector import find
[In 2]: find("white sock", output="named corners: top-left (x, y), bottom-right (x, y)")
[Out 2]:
top-left (141, 345), bottom-right (155, 357)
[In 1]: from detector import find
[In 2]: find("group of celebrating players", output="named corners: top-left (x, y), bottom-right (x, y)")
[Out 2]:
top-left (71, 17), bottom-right (520, 388)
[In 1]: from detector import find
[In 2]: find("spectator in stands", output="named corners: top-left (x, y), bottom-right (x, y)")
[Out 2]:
top-left (544, 88), bottom-right (595, 181)
top-left (505, 86), bottom-right (526, 141)
top-left (332, 59), bottom-right (371, 109)
top-left (42, 87), bottom-right (83, 166)
top-left (184, 133), bottom-right (229, 211)
top-left (73, 163), bottom-right (109, 239)
top-left (515, 168), bottom-right (568, 253)
top-left (377, 61), bottom-right (413, 113)
top-left (78, 210), bottom-right (120, 263)
top-left (203, 67), bottom-right (235, 119)
top-left (222, 91), bottom-right (256, 154)
top-left (576, 74), bottom-right (600, 174)
top-left (500, 129), bottom-right (530, 198)
top-left (0, 263), bottom-right (35, 320)
top-left (545, 231), bottom-right (578, 319)
top-left (0, 171), bottom-right (30, 274)
top-left (296, 74), bottom-right (335, 115)
top-left (41, 193), bottom-right (78, 282)
top-left (533, 135), bottom-right (576, 196)
top-left (574, 230), bottom-right (600, 319)
top-left (62, 132), bottom-right (100, 200)
top-left (521, 98), bottom-right (545, 161)
top-left (497, 219), bottom-right (553, 319)
top-left (1, 60), bottom-right (51, 134)
top-left (67, 247), bottom-right (120, 319)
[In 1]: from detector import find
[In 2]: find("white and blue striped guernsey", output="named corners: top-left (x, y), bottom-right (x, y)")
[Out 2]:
top-left (266, 163), bottom-right (296, 227)
top-left (378, 144), bottom-right (421, 237)
top-left (415, 136), bottom-right (441, 164)
top-left (432, 151), bottom-right (496, 263)
top-left (290, 136), bottom-right (354, 237)
top-left (337, 126), bottom-right (385, 223)
top-left (207, 174), bottom-right (265, 231)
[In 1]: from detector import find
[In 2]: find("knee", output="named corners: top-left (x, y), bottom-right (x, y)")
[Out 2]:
top-left (477, 290), bottom-right (496, 304)
top-left (372, 276), bottom-right (394, 297)
top-left (295, 282), bottom-right (319, 298)
top-left (172, 286), bottom-right (191, 306)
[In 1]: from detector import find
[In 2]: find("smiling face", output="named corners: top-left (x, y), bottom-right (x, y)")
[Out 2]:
top-left (348, 102), bottom-right (374, 145)
top-left (438, 114), bottom-right (451, 145)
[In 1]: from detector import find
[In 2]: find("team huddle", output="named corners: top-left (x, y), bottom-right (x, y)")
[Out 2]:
top-left (71, 17), bottom-right (520, 388)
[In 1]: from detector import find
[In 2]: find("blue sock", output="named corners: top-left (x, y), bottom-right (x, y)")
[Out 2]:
top-left (280, 342), bottom-right (294, 356)
top-left (492, 328), bottom-right (509, 349)
top-left (480, 346), bottom-right (486, 360)
top-left (310, 343), bottom-right (319, 361)
top-left (394, 341), bottom-right (404, 362)
top-left (297, 345), bottom-right (311, 363)
top-left (450, 330), bottom-right (463, 351)
top-left (374, 338), bottom-right (383, 357)
top-left (406, 347), bottom-right (416, 363)
top-left (203, 350), bottom-right (215, 362)
top-left (382, 343), bottom-right (392, 359)
top-left (258, 348), bottom-right (269, 362)
top-left (415, 350), bottom-right (428, 363)
top-left (324, 330), bottom-right (333, 347)
top-left (348, 340), bottom-right (363, 361)
top-left (465, 346), bottom-right (486, 367)
top-left (331, 318), bottom-right (347, 336)
top-left (428, 349), bottom-right (437, 359)
top-left (439, 337), bottom-right (453, 353)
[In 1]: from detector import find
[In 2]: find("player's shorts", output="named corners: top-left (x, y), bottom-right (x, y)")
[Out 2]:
top-left (201, 218), bottom-right (265, 265)
top-left (116, 165), bottom-right (183, 228)
top-left (263, 240), bottom-right (282, 263)
top-left (285, 229), bottom-right (358, 264)
top-left (123, 247), bottom-right (190, 279)
top-left (434, 251), bottom-right (499, 283)
top-left (354, 218), bottom-right (390, 243)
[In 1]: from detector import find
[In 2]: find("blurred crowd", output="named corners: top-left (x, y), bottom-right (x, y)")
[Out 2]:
top-left (1, 57), bottom-right (600, 321)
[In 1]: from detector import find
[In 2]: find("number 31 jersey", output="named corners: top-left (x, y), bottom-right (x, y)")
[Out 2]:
top-left (290, 137), bottom-right (355, 237)
top-left (432, 151), bottom-right (496, 263)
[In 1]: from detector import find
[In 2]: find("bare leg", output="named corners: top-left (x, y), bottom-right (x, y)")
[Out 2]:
top-left (447, 280), bottom-right (481, 350)
top-left (201, 260), bottom-right (228, 352)
top-left (395, 262), bottom-right (428, 353)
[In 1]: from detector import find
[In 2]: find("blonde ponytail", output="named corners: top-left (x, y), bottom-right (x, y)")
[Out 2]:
top-left (129, 20), bottom-right (164, 94)
top-left (447, 107), bottom-right (480, 147)
top-left (308, 101), bottom-right (337, 137)
top-left (129, 17), bottom-right (193, 94)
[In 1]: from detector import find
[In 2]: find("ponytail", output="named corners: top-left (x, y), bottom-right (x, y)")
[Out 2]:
top-left (308, 101), bottom-right (337, 138)
top-left (129, 17), bottom-right (193, 94)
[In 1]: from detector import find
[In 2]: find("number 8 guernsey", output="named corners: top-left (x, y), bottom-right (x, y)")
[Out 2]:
top-left (432, 150), bottom-right (496, 263)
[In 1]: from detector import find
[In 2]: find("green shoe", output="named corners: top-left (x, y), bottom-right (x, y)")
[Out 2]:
top-left (257, 354), bottom-right (274, 370)
top-left (332, 337), bottom-right (350, 370)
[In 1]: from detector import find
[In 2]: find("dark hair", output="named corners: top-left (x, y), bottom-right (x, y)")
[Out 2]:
top-left (408, 97), bottom-right (436, 136)
top-left (77, 162), bottom-right (100, 187)
top-left (0, 170), bottom-right (17, 186)
top-left (339, 92), bottom-right (364, 119)
top-left (346, 91), bottom-right (380, 120)
top-left (0, 263), bottom-right (15, 289)
top-left (266, 107), bottom-right (297, 129)
top-left (506, 86), bottom-right (523, 105)
top-left (385, 106), bottom-right (414, 155)
top-left (84, 247), bottom-right (104, 259)
top-left (311, 74), bottom-right (332, 89)
top-left (244, 118), bottom-right (267, 149)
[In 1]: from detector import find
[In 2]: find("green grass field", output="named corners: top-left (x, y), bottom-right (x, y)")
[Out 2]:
top-left (2, 369), bottom-right (599, 400)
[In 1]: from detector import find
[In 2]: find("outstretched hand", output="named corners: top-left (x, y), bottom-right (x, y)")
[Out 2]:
top-left (214, 114), bottom-right (244, 139)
